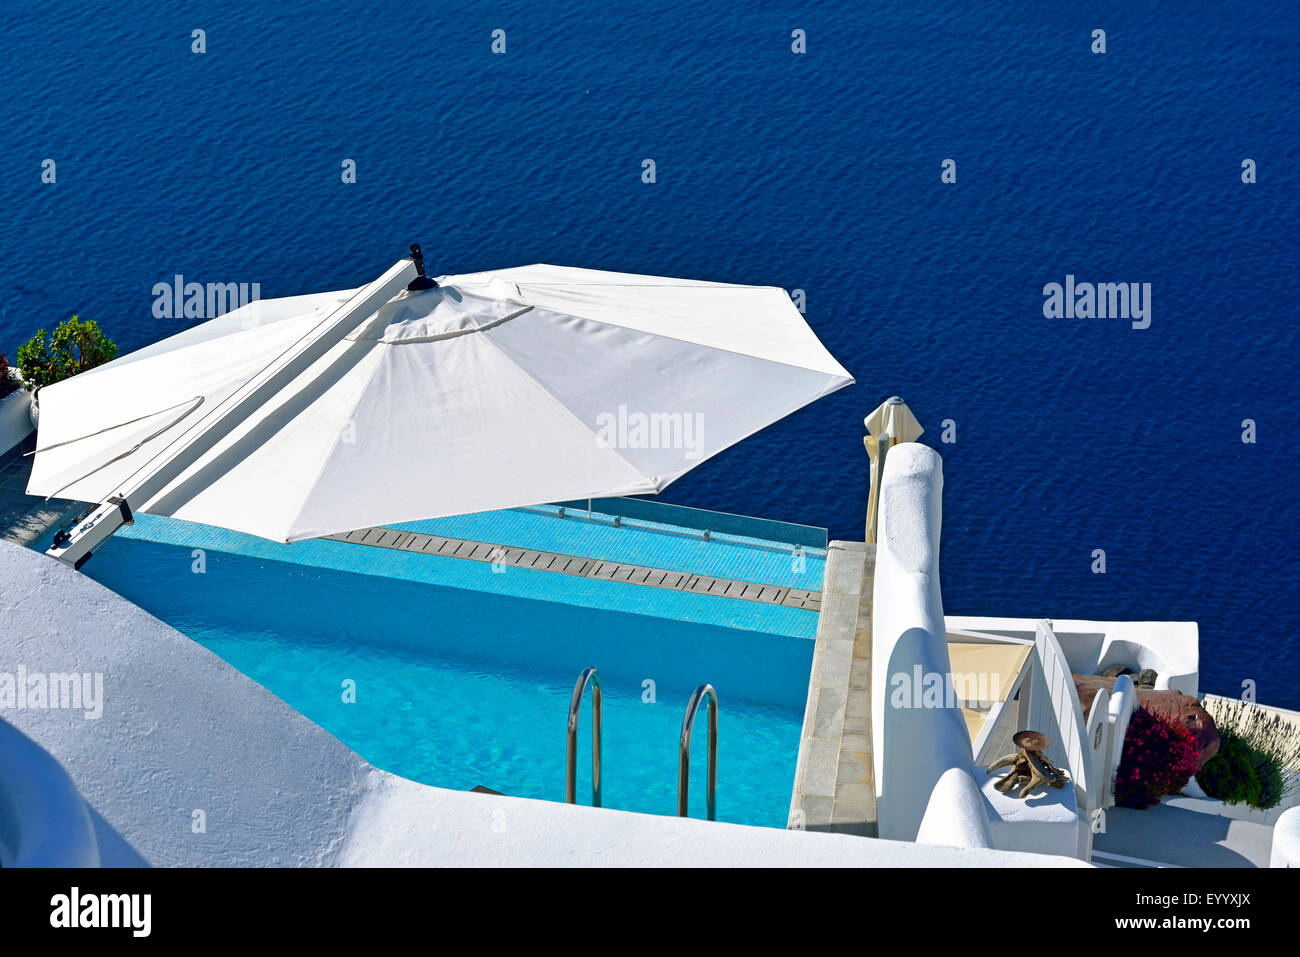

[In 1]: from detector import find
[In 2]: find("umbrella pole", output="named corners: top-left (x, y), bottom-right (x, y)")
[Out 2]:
top-left (864, 434), bottom-right (890, 543)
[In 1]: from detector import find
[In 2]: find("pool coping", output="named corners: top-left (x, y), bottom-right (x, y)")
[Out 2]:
top-left (327, 524), bottom-right (822, 611)
top-left (788, 539), bottom-right (878, 836)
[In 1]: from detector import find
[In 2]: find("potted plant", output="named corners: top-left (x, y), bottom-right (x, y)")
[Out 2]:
top-left (16, 316), bottom-right (119, 428)
top-left (1114, 706), bottom-right (1200, 809)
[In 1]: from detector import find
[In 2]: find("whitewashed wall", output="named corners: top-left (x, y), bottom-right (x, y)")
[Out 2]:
top-left (946, 615), bottom-right (1199, 696)
top-left (916, 767), bottom-right (992, 849)
top-left (0, 381), bottom-right (32, 455)
top-left (871, 443), bottom-right (974, 841)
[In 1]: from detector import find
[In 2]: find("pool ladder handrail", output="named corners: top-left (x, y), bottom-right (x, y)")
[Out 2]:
top-left (677, 683), bottom-right (718, 821)
top-left (565, 666), bottom-right (602, 807)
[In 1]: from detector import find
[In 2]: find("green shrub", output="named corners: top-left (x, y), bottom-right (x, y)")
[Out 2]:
top-left (1198, 726), bottom-right (1286, 810)
top-left (1197, 729), bottom-right (1263, 806)
top-left (1259, 757), bottom-right (1285, 809)
top-left (15, 316), bottom-right (119, 392)
top-left (1200, 696), bottom-right (1299, 810)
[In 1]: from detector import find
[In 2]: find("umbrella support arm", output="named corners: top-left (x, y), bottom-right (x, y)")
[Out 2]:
top-left (45, 255), bottom-right (419, 568)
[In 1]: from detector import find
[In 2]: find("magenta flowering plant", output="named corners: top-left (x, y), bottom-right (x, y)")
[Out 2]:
top-left (1114, 706), bottom-right (1200, 809)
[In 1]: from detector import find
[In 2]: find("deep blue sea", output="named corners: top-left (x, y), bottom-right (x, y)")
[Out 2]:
top-left (2, 2), bottom-right (1296, 707)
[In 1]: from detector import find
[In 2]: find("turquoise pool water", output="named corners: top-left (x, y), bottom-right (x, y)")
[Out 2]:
top-left (76, 508), bottom-right (822, 828)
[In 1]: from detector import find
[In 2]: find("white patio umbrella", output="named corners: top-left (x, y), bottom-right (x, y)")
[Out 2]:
top-left (29, 251), bottom-right (853, 554)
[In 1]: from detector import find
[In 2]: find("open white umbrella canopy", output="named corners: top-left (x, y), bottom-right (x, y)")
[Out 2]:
top-left (28, 263), bottom-right (853, 543)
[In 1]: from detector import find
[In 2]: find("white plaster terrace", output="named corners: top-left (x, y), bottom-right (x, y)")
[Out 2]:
top-left (0, 539), bottom-right (1087, 867)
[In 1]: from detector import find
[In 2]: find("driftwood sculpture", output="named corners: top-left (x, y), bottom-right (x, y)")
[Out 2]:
top-left (986, 730), bottom-right (1069, 798)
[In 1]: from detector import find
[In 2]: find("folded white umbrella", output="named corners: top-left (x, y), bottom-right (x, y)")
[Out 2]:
top-left (863, 395), bottom-right (923, 544)
top-left (29, 257), bottom-right (853, 545)
top-left (864, 395), bottom-right (923, 445)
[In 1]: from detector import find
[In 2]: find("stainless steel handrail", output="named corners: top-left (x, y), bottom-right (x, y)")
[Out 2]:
top-left (565, 667), bottom-right (602, 807)
top-left (677, 683), bottom-right (718, 820)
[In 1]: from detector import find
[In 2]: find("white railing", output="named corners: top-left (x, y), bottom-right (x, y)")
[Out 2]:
top-left (1083, 686), bottom-right (1113, 808)
top-left (1027, 623), bottom-right (1090, 796)
top-left (1028, 621), bottom-right (1144, 858)
top-left (1029, 621), bottom-right (1092, 857)
top-left (1103, 675), bottom-right (1136, 810)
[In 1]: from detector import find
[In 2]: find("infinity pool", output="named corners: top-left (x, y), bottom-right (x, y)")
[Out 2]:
top-left (77, 508), bottom-right (822, 828)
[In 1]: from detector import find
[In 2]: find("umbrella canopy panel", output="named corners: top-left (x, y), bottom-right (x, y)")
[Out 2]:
top-left (28, 265), bottom-right (853, 543)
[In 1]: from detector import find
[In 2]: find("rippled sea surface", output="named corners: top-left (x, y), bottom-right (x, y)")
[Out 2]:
top-left (2, 2), bottom-right (1296, 705)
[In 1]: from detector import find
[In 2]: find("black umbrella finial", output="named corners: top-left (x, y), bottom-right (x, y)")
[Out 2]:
top-left (407, 242), bottom-right (438, 290)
